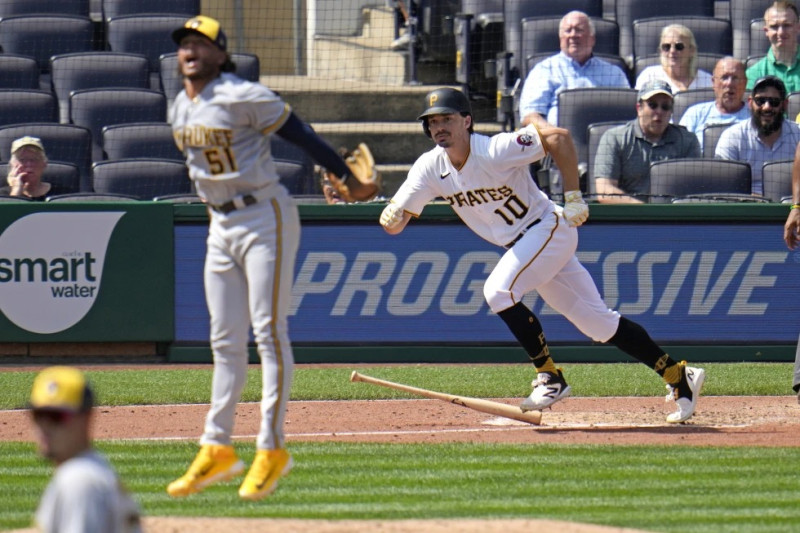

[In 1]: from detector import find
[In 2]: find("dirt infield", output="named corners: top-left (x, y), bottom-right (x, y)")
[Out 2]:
top-left (3, 366), bottom-right (797, 532)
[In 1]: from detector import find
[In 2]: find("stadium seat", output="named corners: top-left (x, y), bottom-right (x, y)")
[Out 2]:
top-left (91, 158), bottom-right (190, 199)
top-left (272, 136), bottom-right (315, 195)
top-left (0, 122), bottom-right (93, 191)
top-left (0, 0), bottom-right (89, 17)
top-left (586, 120), bottom-right (626, 196)
top-left (0, 54), bottom-right (39, 89)
top-left (0, 161), bottom-right (81, 196)
top-left (749, 19), bottom-right (768, 58)
top-left (0, 15), bottom-right (95, 82)
top-left (68, 87), bottom-right (167, 162)
top-left (788, 92), bottom-right (800, 123)
top-left (520, 16), bottom-right (620, 62)
top-left (746, 54), bottom-right (766, 71)
top-left (556, 87), bottom-right (638, 176)
top-left (762, 159), bottom-right (793, 203)
top-left (632, 16), bottom-right (732, 63)
top-left (729, 0), bottom-right (772, 60)
top-left (453, 0), bottom-right (505, 96)
top-left (0, 194), bottom-right (32, 202)
top-left (672, 88), bottom-right (716, 123)
top-left (613, 0), bottom-right (714, 65)
top-left (101, 0), bottom-right (199, 21)
top-left (50, 52), bottom-right (150, 123)
top-left (106, 14), bottom-right (189, 88)
top-left (159, 52), bottom-right (260, 107)
top-left (46, 191), bottom-right (140, 202)
top-left (102, 122), bottom-right (182, 161)
top-left (702, 123), bottom-right (735, 159)
top-left (504, 0), bottom-right (603, 73)
top-left (0, 89), bottom-right (58, 127)
top-left (648, 158), bottom-right (752, 203)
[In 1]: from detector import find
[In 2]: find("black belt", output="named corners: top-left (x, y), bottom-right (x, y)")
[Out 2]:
top-left (209, 194), bottom-right (258, 214)
top-left (504, 219), bottom-right (541, 249)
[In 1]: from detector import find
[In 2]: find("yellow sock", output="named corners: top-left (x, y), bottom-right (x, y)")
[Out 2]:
top-left (663, 361), bottom-right (684, 385)
top-left (536, 357), bottom-right (558, 375)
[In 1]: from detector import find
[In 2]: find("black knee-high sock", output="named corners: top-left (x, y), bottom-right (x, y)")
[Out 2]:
top-left (607, 316), bottom-right (677, 376)
top-left (497, 302), bottom-right (556, 373)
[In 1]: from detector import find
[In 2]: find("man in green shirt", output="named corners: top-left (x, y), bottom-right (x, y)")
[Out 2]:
top-left (747, 1), bottom-right (800, 93)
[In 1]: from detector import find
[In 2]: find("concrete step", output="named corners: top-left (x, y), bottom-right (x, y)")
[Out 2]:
top-left (311, 121), bottom-right (503, 166)
top-left (263, 75), bottom-right (497, 124)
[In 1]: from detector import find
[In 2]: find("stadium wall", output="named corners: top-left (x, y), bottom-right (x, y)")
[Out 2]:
top-left (0, 203), bottom-right (795, 363)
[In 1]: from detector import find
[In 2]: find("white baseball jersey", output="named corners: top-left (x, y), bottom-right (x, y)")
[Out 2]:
top-left (36, 450), bottom-right (141, 533)
top-left (169, 72), bottom-right (291, 206)
top-left (391, 126), bottom-right (551, 247)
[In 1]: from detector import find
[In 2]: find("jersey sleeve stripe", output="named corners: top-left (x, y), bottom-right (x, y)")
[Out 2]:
top-left (260, 103), bottom-right (292, 135)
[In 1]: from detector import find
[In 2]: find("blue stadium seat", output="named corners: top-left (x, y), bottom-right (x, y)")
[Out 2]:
top-left (91, 158), bottom-right (190, 199)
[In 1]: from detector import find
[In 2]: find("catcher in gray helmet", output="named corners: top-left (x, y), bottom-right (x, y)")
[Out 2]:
top-left (380, 87), bottom-right (705, 423)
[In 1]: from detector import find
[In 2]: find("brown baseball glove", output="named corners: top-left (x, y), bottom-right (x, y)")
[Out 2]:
top-left (320, 143), bottom-right (381, 203)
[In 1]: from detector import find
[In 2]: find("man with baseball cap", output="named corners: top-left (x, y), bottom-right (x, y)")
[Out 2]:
top-left (166, 14), bottom-right (369, 502)
top-left (715, 75), bottom-right (800, 195)
top-left (593, 79), bottom-right (700, 203)
top-left (1, 136), bottom-right (51, 200)
top-left (30, 366), bottom-right (141, 533)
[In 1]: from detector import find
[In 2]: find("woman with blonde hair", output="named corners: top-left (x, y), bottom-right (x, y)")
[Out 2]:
top-left (635, 24), bottom-right (712, 93)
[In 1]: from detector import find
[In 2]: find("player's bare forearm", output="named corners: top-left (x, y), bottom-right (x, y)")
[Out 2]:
top-left (785, 145), bottom-right (800, 249)
top-left (538, 125), bottom-right (580, 192)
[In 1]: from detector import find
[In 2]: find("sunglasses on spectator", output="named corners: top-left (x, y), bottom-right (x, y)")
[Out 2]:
top-left (32, 410), bottom-right (75, 425)
top-left (660, 42), bottom-right (685, 52)
top-left (643, 100), bottom-right (673, 112)
top-left (753, 96), bottom-right (783, 107)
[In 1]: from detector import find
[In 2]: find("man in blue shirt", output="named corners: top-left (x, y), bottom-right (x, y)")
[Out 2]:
top-left (519, 10), bottom-right (630, 128)
top-left (715, 75), bottom-right (800, 195)
top-left (679, 57), bottom-right (750, 152)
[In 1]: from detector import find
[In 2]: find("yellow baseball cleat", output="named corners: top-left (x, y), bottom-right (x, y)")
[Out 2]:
top-left (167, 444), bottom-right (245, 497)
top-left (238, 449), bottom-right (293, 501)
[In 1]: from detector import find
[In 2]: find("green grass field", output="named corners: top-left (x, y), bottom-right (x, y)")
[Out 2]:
top-left (1, 363), bottom-right (798, 532)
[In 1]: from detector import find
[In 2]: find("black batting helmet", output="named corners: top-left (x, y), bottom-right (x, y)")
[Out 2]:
top-left (418, 88), bottom-right (473, 138)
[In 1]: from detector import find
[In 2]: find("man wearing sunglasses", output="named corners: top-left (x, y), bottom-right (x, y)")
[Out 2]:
top-left (746, 1), bottom-right (800, 94)
top-left (592, 79), bottom-right (700, 203)
top-left (29, 366), bottom-right (141, 533)
top-left (715, 75), bottom-right (800, 195)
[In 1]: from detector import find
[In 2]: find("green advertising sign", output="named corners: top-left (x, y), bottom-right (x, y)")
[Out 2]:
top-left (0, 202), bottom-right (174, 341)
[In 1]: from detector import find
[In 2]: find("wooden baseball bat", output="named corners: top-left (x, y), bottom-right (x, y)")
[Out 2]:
top-left (349, 371), bottom-right (541, 425)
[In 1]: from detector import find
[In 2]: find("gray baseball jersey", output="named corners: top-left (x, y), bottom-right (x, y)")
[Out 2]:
top-left (36, 450), bottom-right (141, 533)
top-left (169, 72), bottom-right (299, 451)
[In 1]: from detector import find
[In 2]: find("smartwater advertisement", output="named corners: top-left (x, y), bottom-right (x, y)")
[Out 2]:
top-left (0, 204), bottom-right (174, 341)
top-left (175, 221), bottom-right (800, 344)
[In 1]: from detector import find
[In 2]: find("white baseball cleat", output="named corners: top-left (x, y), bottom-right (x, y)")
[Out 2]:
top-left (521, 369), bottom-right (572, 411)
top-left (665, 362), bottom-right (705, 424)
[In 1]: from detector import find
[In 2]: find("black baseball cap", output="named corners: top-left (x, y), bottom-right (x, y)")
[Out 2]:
top-left (752, 75), bottom-right (787, 99)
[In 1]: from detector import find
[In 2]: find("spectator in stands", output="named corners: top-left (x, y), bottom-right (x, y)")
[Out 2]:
top-left (746, 1), bottom-right (800, 93)
top-left (715, 75), bottom-right (800, 195)
top-left (1, 136), bottom-right (50, 200)
top-left (519, 10), bottom-right (630, 128)
top-left (29, 366), bottom-right (142, 533)
top-left (389, 0), bottom-right (420, 51)
top-left (635, 24), bottom-right (712, 93)
top-left (593, 80), bottom-right (700, 203)
top-left (680, 57), bottom-right (750, 151)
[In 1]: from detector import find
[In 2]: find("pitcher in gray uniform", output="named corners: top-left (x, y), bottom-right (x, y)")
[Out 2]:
top-left (165, 15), bottom-right (372, 501)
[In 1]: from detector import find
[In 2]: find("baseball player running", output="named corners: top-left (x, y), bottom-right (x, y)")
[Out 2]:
top-left (380, 88), bottom-right (705, 423)
top-left (166, 16), bottom-right (372, 500)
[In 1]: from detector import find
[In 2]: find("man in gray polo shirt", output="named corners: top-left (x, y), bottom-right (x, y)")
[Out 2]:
top-left (593, 79), bottom-right (700, 203)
